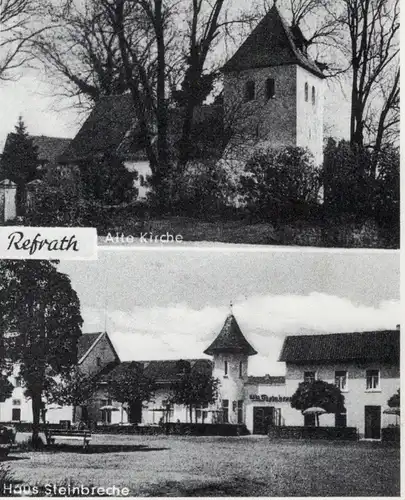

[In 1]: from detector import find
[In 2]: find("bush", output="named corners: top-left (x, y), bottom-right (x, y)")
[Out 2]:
top-left (240, 146), bottom-right (321, 221)
top-left (79, 152), bottom-right (138, 205)
top-left (171, 160), bottom-right (238, 217)
top-left (24, 183), bottom-right (87, 226)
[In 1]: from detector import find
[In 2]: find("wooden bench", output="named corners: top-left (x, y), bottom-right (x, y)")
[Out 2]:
top-left (45, 429), bottom-right (92, 450)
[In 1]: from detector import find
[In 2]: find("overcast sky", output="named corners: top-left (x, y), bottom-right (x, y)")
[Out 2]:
top-left (59, 249), bottom-right (400, 376)
top-left (0, 1), bottom-right (351, 150)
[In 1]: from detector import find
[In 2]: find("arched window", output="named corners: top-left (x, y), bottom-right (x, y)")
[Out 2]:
top-left (304, 82), bottom-right (309, 102)
top-left (266, 78), bottom-right (275, 99)
top-left (312, 85), bottom-right (316, 105)
top-left (245, 80), bottom-right (255, 101)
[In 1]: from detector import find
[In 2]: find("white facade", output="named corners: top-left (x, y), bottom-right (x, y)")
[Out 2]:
top-left (125, 160), bottom-right (151, 200)
top-left (284, 361), bottom-right (399, 438)
top-left (0, 179), bottom-right (17, 222)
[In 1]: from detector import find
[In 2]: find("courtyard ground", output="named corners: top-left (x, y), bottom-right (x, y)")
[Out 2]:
top-left (2, 433), bottom-right (400, 497)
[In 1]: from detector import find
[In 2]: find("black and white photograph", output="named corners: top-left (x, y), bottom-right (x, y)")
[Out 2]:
top-left (0, 249), bottom-right (400, 496)
top-left (0, 0), bottom-right (399, 248)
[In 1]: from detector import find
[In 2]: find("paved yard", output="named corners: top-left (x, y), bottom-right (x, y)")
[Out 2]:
top-left (1, 433), bottom-right (400, 496)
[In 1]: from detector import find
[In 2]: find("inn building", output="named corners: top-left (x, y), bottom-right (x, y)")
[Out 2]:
top-left (0, 315), bottom-right (399, 439)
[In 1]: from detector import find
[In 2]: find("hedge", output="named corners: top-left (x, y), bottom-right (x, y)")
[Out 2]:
top-left (268, 426), bottom-right (358, 440)
top-left (381, 427), bottom-right (400, 442)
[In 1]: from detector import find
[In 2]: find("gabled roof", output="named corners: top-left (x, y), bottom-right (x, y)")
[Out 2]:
top-left (58, 94), bottom-right (144, 163)
top-left (31, 135), bottom-right (72, 165)
top-left (99, 358), bottom-right (212, 385)
top-left (1, 134), bottom-right (71, 170)
top-left (222, 4), bottom-right (325, 78)
top-left (58, 95), bottom-right (225, 164)
top-left (204, 314), bottom-right (257, 356)
top-left (279, 330), bottom-right (400, 364)
top-left (78, 332), bottom-right (120, 364)
top-left (247, 375), bottom-right (285, 385)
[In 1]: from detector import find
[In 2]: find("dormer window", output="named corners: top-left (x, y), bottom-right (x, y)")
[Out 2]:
top-left (312, 86), bottom-right (316, 105)
top-left (245, 80), bottom-right (255, 101)
top-left (266, 78), bottom-right (275, 99)
top-left (305, 82), bottom-right (309, 102)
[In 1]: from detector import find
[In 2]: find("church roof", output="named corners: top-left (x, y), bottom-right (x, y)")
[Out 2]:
top-left (58, 94), bottom-right (145, 163)
top-left (222, 4), bottom-right (325, 78)
top-left (204, 314), bottom-right (257, 356)
top-left (58, 95), bottom-right (224, 164)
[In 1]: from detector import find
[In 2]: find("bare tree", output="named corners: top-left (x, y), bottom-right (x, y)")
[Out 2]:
top-left (340, 0), bottom-right (399, 149)
top-left (0, 0), bottom-right (39, 79)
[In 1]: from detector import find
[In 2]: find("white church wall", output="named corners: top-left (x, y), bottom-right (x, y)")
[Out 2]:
top-left (296, 66), bottom-right (324, 165)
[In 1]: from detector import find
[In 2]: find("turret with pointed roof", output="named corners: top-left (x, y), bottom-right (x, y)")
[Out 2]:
top-left (204, 313), bottom-right (257, 356)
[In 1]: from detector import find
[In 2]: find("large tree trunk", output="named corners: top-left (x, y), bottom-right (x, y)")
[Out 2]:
top-left (154, 0), bottom-right (170, 210)
top-left (31, 392), bottom-right (42, 448)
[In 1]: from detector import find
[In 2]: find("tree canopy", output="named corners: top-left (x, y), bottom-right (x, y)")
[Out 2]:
top-left (107, 362), bottom-right (156, 423)
top-left (47, 367), bottom-right (99, 423)
top-left (170, 360), bottom-right (219, 423)
top-left (0, 375), bottom-right (14, 403)
top-left (387, 389), bottom-right (400, 409)
top-left (290, 379), bottom-right (346, 423)
top-left (0, 260), bottom-right (83, 445)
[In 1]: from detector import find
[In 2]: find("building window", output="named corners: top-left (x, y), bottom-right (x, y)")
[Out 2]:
top-left (366, 369), bottom-right (379, 390)
top-left (96, 357), bottom-right (101, 367)
top-left (12, 408), bottom-right (21, 421)
top-left (239, 361), bottom-right (243, 378)
top-left (304, 413), bottom-right (315, 427)
top-left (304, 371), bottom-right (316, 383)
top-left (222, 399), bottom-right (229, 423)
top-left (12, 399), bottom-right (21, 406)
top-left (312, 85), bottom-right (316, 105)
top-left (266, 78), bottom-right (275, 99)
top-left (237, 400), bottom-right (243, 424)
top-left (15, 377), bottom-right (21, 388)
top-left (335, 370), bottom-right (347, 391)
top-left (224, 360), bottom-right (228, 376)
top-left (245, 80), bottom-right (255, 101)
top-left (305, 82), bottom-right (309, 102)
top-left (335, 412), bottom-right (347, 428)
top-left (139, 174), bottom-right (145, 187)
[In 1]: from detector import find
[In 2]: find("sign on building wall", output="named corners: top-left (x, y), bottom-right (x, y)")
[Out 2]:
top-left (249, 395), bottom-right (291, 402)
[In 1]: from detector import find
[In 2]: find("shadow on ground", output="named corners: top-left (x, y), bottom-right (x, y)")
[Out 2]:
top-left (0, 455), bottom-right (29, 462)
top-left (44, 443), bottom-right (169, 454)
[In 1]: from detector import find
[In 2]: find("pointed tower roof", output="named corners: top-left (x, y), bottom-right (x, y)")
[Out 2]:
top-left (222, 4), bottom-right (325, 78)
top-left (204, 314), bottom-right (257, 356)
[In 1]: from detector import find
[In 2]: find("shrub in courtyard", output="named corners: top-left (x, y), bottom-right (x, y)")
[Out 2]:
top-left (290, 380), bottom-right (345, 426)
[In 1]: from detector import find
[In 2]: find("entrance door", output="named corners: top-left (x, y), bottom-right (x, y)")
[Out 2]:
top-left (253, 407), bottom-right (274, 434)
top-left (364, 406), bottom-right (381, 439)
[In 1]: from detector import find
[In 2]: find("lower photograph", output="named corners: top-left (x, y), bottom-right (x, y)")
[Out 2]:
top-left (0, 249), bottom-right (400, 497)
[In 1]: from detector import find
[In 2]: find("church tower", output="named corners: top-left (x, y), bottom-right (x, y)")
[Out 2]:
top-left (204, 312), bottom-right (257, 425)
top-left (222, 3), bottom-right (325, 165)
